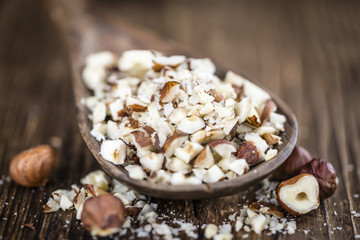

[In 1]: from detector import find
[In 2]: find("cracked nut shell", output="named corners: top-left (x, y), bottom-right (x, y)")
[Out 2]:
top-left (273, 145), bottom-right (312, 181)
top-left (9, 145), bottom-right (55, 187)
top-left (300, 158), bottom-right (337, 199)
top-left (81, 194), bottom-right (125, 237)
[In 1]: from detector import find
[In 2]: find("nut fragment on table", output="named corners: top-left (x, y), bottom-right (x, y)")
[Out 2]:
top-left (44, 170), bottom-right (300, 237)
top-left (82, 50), bottom-right (287, 185)
top-left (9, 145), bottom-right (55, 187)
top-left (81, 194), bottom-right (125, 237)
top-left (276, 173), bottom-right (320, 215)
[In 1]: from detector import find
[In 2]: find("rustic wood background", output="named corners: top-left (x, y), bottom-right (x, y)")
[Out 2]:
top-left (0, 0), bottom-right (359, 239)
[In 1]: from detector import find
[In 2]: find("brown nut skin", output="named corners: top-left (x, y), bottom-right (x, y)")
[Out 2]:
top-left (81, 194), bottom-right (125, 236)
top-left (9, 145), bottom-right (55, 187)
top-left (248, 201), bottom-right (284, 218)
top-left (276, 173), bottom-right (319, 216)
top-left (237, 142), bottom-right (260, 166)
top-left (300, 158), bottom-right (337, 199)
top-left (272, 146), bottom-right (312, 181)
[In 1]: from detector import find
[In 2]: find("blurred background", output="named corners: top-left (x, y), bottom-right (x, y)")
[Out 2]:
top-left (0, 0), bottom-right (359, 238)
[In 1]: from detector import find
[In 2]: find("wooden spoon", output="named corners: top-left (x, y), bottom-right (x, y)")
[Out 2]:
top-left (45, 0), bottom-right (297, 199)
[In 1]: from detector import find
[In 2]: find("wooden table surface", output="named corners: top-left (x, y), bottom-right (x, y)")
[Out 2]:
top-left (0, 0), bottom-right (359, 239)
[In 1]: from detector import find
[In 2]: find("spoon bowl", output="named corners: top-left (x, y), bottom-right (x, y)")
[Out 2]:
top-left (47, 0), bottom-right (297, 199)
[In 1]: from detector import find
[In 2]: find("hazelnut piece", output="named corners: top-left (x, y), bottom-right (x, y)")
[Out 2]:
top-left (81, 194), bottom-right (125, 237)
top-left (273, 146), bottom-right (312, 180)
top-left (9, 145), bottom-right (55, 187)
top-left (276, 173), bottom-right (320, 215)
top-left (248, 201), bottom-right (284, 218)
top-left (237, 141), bottom-right (260, 166)
top-left (300, 158), bottom-right (337, 199)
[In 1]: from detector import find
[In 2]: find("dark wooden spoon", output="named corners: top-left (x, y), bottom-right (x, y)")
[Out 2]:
top-left (46, 0), bottom-right (297, 199)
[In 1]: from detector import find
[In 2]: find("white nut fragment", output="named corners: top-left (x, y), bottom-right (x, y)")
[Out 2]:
top-left (253, 126), bottom-right (276, 136)
top-left (193, 145), bottom-right (214, 169)
top-left (60, 195), bottom-right (73, 211)
top-left (265, 149), bottom-right (278, 161)
top-left (248, 210), bottom-right (267, 234)
top-left (82, 66), bottom-right (107, 90)
top-left (162, 132), bottom-right (188, 157)
top-left (177, 116), bottom-right (205, 134)
top-left (205, 224), bottom-right (218, 239)
top-left (160, 81), bottom-right (180, 103)
top-left (213, 234), bottom-right (233, 240)
top-left (43, 198), bottom-right (60, 213)
top-left (169, 107), bottom-right (188, 125)
top-left (203, 165), bottom-right (225, 183)
top-left (91, 123), bottom-right (107, 141)
top-left (269, 112), bottom-right (286, 131)
top-left (100, 140), bottom-right (127, 165)
top-left (222, 118), bottom-right (238, 135)
top-left (230, 159), bottom-right (249, 175)
top-left (80, 170), bottom-right (110, 191)
top-left (140, 152), bottom-right (164, 171)
top-left (118, 50), bottom-right (155, 77)
top-left (85, 51), bottom-right (117, 68)
top-left (153, 55), bottom-right (186, 68)
top-left (208, 140), bottom-right (236, 158)
top-left (225, 71), bottom-right (270, 108)
top-left (174, 140), bottom-right (203, 163)
top-left (149, 169), bottom-right (172, 184)
top-left (190, 129), bottom-right (225, 144)
top-left (125, 165), bottom-right (147, 180)
top-left (199, 103), bottom-right (214, 115)
top-left (166, 157), bottom-right (191, 173)
top-left (218, 157), bottom-right (249, 176)
top-left (188, 58), bottom-right (216, 74)
top-left (92, 102), bottom-right (106, 124)
top-left (234, 98), bottom-right (252, 124)
top-left (244, 132), bottom-right (269, 159)
top-left (109, 99), bottom-right (124, 121)
top-left (214, 106), bottom-right (233, 118)
top-left (198, 90), bottom-right (215, 104)
top-left (192, 168), bottom-right (207, 179)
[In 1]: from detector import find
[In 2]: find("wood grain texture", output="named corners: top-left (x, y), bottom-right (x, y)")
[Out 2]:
top-left (0, 0), bottom-right (359, 239)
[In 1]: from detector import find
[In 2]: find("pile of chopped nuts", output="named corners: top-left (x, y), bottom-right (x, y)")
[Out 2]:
top-left (82, 50), bottom-right (286, 184)
top-left (43, 170), bottom-right (297, 238)
top-left (39, 144), bottom-right (338, 238)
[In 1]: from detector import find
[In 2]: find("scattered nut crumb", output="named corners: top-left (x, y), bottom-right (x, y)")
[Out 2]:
top-left (43, 170), bottom-right (300, 238)
top-left (22, 223), bottom-right (35, 231)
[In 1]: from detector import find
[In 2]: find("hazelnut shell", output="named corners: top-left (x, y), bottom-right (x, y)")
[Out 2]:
top-left (272, 145), bottom-right (312, 180)
top-left (300, 158), bottom-right (337, 199)
top-left (9, 145), bottom-right (55, 187)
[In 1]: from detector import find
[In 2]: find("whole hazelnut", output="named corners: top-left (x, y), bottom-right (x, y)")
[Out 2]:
top-left (300, 158), bottom-right (337, 199)
top-left (81, 194), bottom-right (125, 237)
top-left (273, 146), bottom-right (312, 181)
top-left (9, 145), bottom-right (55, 187)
